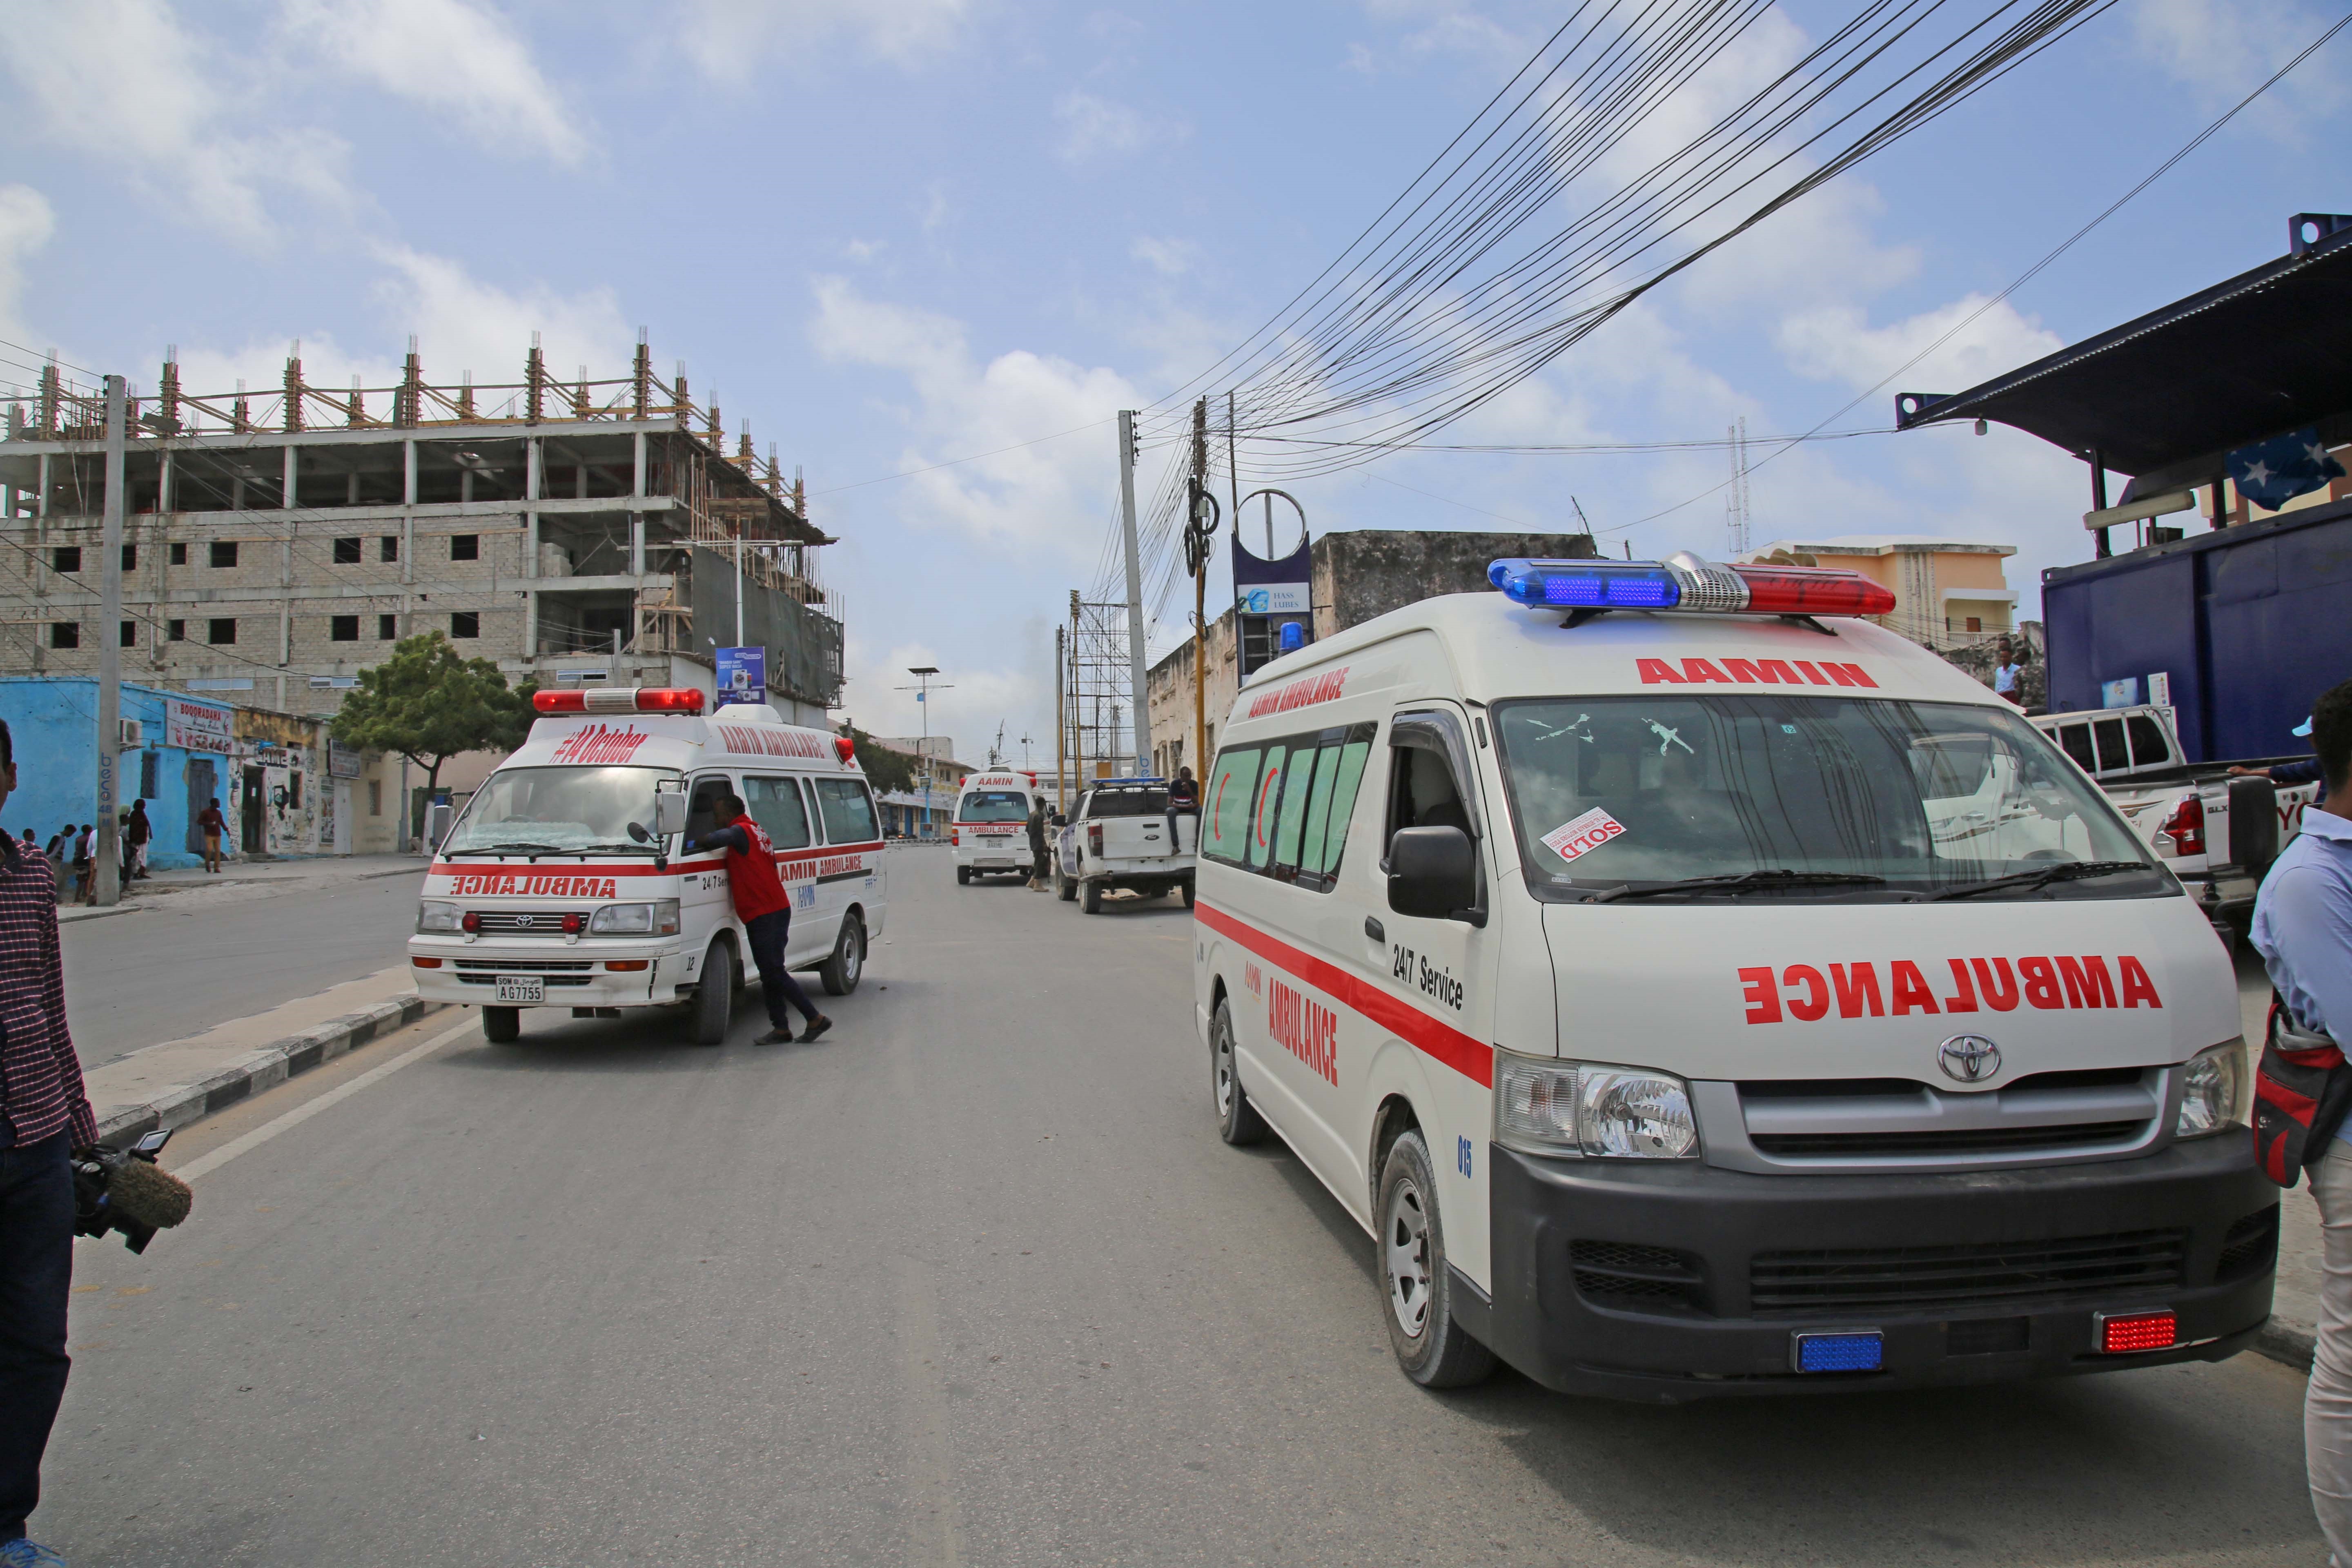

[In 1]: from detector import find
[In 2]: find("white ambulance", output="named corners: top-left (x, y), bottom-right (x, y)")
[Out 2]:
top-left (951, 771), bottom-right (1040, 884)
top-left (1192, 552), bottom-right (2272, 1399)
top-left (409, 688), bottom-right (886, 1045)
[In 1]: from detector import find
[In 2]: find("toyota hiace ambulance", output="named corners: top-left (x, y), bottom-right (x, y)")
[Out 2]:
top-left (409, 688), bottom-right (886, 1045)
top-left (952, 771), bottom-right (1040, 884)
top-left (1192, 552), bottom-right (2272, 1399)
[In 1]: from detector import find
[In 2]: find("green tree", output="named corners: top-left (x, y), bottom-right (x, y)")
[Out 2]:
top-left (839, 725), bottom-right (915, 795)
top-left (331, 632), bottom-right (536, 795)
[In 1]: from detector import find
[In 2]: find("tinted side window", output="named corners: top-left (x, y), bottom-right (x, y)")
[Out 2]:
top-left (686, 776), bottom-right (735, 844)
top-left (1203, 749), bottom-right (1261, 865)
top-left (744, 775), bottom-right (812, 849)
top-left (2125, 715), bottom-right (2170, 768)
top-left (813, 778), bottom-right (878, 844)
top-left (1247, 745), bottom-right (1290, 870)
top-left (2092, 717), bottom-right (2129, 773)
top-left (2058, 724), bottom-right (2095, 771)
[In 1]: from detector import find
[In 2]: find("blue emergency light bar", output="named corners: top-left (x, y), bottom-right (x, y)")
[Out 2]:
top-left (1489, 553), bottom-right (1897, 618)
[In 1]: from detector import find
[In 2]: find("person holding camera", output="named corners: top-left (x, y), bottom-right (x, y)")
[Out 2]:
top-left (0, 719), bottom-right (93, 1566)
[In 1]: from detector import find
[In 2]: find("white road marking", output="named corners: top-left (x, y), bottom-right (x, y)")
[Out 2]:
top-left (173, 1017), bottom-right (478, 1183)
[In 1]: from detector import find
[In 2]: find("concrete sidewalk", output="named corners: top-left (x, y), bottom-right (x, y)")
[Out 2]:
top-left (60, 852), bottom-right (428, 923)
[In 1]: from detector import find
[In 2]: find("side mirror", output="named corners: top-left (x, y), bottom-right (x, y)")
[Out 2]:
top-left (654, 786), bottom-right (688, 838)
top-left (1387, 826), bottom-right (1477, 921)
top-left (1050, 812), bottom-right (1067, 828)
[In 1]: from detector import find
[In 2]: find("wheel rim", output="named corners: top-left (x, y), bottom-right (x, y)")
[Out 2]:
top-left (1213, 1013), bottom-right (1236, 1118)
top-left (1385, 1174), bottom-right (1433, 1342)
top-left (842, 923), bottom-right (863, 983)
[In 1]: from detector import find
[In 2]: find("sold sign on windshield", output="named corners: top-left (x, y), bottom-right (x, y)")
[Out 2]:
top-left (1540, 807), bottom-right (1626, 864)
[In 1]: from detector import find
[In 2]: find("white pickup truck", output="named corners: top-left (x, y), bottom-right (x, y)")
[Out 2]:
top-left (2032, 703), bottom-right (2317, 935)
top-left (1052, 780), bottom-right (1196, 913)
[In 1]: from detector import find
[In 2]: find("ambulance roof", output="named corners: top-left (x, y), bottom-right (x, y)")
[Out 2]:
top-left (501, 704), bottom-right (864, 777)
top-left (1222, 592), bottom-right (1998, 737)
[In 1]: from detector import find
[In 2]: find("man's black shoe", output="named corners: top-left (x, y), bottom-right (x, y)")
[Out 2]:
top-left (753, 1027), bottom-right (793, 1046)
top-left (801, 1016), bottom-right (833, 1043)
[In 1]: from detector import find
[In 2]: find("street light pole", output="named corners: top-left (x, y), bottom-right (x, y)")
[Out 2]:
top-left (898, 666), bottom-right (951, 836)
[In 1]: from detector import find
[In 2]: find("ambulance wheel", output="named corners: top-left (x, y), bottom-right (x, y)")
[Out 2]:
top-left (1378, 1129), bottom-right (1495, 1390)
top-left (1057, 869), bottom-right (1076, 902)
top-left (481, 1006), bottom-right (521, 1044)
top-left (820, 912), bottom-right (864, 996)
top-left (1081, 879), bottom-right (1102, 914)
top-left (1210, 998), bottom-right (1265, 1146)
top-left (956, 866), bottom-right (971, 885)
top-left (689, 941), bottom-right (735, 1045)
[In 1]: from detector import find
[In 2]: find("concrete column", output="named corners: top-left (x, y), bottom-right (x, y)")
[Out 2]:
top-left (630, 512), bottom-right (644, 577)
top-left (282, 445), bottom-right (298, 509)
top-left (632, 431), bottom-right (646, 496)
top-left (158, 450), bottom-right (174, 514)
top-left (36, 453), bottom-right (49, 531)
top-left (524, 439), bottom-right (541, 657)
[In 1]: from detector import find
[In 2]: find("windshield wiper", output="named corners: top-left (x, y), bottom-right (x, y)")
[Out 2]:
top-left (1587, 869), bottom-right (1888, 903)
top-left (459, 841), bottom-right (569, 858)
top-left (1928, 860), bottom-right (2152, 902)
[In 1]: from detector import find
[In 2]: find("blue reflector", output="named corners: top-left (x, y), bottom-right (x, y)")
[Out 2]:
top-left (1794, 1332), bottom-right (1884, 1373)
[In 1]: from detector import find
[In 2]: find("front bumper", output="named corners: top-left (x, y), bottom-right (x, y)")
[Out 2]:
top-left (408, 939), bottom-right (679, 1009)
top-left (1485, 1133), bottom-right (2276, 1402)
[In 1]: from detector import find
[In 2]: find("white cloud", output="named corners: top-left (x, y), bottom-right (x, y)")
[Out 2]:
top-left (1129, 236), bottom-right (1197, 276)
top-left (845, 238), bottom-right (888, 261)
top-left (679, 0), bottom-right (970, 82)
top-left (2130, 0), bottom-right (2348, 125)
top-left (1054, 91), bottom-right (1183, 162)
top-left (1775, 294), bottom-right (2062, 396)
top-left (0, 185), bottom-right (56, 346)
top-left (0, 0), bottom-right (349, 245)
top-left (278, 0), bottom-right (587, 165)
top-left (808, 277), bottom-right (1135, 557)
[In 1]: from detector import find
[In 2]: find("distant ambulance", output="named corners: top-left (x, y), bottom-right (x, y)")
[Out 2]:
top-left (1193, 552), bottom-right (2271, 1399)
top-left (952, 771), bottom-right (1040, 884)
top-left (409, 688), bottom-right (886, 1045)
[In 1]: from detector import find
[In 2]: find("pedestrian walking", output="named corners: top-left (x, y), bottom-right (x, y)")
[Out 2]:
top-left (0, 718), bottom-right (96, 1568)
top-left (1991, 639), bottom-right (2026, 707)
top-left (196, 797), bottom-right (226, 874)
top-left (39, 829), bottom-right (66, 895)
top-left (124, 801), bottom-right (151, 881)
top-left (1166, 765), bottom-right (1200, 853)
top-left (684, 791), bottom-right (830, 1046)
top-left (67, 829), bottom-right (89, 905)
top-left (2249, 678), bottom-right (2352, 1560)
top-left (1027, 801), bottom-right (1050, 891)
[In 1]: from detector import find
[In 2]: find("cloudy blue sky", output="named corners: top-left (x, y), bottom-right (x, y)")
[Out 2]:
top-left (0, 0), bottom-right (2344, 762)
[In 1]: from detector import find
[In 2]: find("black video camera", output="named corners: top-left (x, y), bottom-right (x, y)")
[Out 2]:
top-left (72, 1128), bottom-right (193, 1254)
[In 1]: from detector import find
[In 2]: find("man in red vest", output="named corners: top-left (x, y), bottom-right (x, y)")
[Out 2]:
top-left (688, 791), bottom-right (830, 1045)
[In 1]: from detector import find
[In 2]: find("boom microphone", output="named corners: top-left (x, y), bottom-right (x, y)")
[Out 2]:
top-left (72, 1129), bottom-right (194, 1254)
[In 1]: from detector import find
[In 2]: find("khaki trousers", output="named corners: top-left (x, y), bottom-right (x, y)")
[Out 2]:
top-left (2309, 1142), bottom-right (2352, 1563)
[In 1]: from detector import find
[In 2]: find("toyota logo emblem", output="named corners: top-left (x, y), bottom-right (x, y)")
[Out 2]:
top-left (514, 914), bottom-right (534, 929)
top-left (1938, 1034), bottom-right (2002, 1083)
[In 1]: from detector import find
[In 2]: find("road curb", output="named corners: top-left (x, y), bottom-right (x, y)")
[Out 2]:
top-left (94, 994), bottom-right (450, 1147)
top-left (2256, 1319), bottom-right (2316, 1375)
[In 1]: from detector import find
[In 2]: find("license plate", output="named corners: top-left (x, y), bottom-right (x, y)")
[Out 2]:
top-left (495, 976), bottom-right (545, 1004)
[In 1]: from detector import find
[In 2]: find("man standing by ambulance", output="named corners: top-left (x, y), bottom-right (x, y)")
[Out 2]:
top-left (686, 791), bottom-right (830, 1046)
top-left (2250, 678), bottom-right (2352, 1559)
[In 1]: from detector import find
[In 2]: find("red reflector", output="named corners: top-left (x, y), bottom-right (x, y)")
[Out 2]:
top-left (1732, 565), bottom-right (1898, 617)
top-left (461, 911), bottom-right (480, 934)
top-left (412, 956), bottom-right (443, 968)
top-left (605, 959), bottom-right (649, 971)
top-left (533, 690), bottom-right (587, 713)
top-left (635, 688), bottom-right (706, 713)
top-left (2098, 1310), bottom-right (2177, 1353)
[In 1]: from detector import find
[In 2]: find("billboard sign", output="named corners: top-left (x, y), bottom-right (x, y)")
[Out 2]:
top-left (715, 646), bottom-right (766, 706)
top-left (164, 695), bottom-right (234, 755)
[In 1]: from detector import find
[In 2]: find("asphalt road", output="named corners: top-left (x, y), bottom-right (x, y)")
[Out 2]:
top-left (42, 848), bottom-right (2326, 1566)
top-left (62, 871), bottom-right (422, 1067)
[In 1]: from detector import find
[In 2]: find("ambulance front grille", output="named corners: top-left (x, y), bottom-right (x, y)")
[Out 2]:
top-left (1750, 1229), bottom-right (2186, 1314)
top-left (1725, 1068), bottom-right (2163, 1169)
top-left (467, 911), bottom-right (574, 935)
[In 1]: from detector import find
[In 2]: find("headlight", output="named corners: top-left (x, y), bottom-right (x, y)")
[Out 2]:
top-left (2176, 1040), bottom-right (2245, 1138)
top-left (1494, 1051), bottom-right (1699, 1159)
top-left (589, 899), bottom-right (680, 936)
top-left (416, 901), bottom-right (462, 933)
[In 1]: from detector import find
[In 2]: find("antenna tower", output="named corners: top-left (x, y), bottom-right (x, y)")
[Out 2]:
top-left (1725, 416), bottom-right (1752, 556)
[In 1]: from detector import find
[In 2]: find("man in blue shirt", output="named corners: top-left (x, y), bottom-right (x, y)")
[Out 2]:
top-left (2252, 678), bottom-right (2352, 1559)
top-left (1990, 639), bottom-right (2024, 706)
top-left (2234, 713), bottom-right (2328, 800)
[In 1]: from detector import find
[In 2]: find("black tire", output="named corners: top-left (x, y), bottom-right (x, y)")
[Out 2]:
top-left (820, 911), bottom-right (864, 996)
top-left (1377, 1129), bottom-right (1495, 1390)
top-left (1210, 998), bottom-right (1266, 1146)
top-left (689, 940), bottom-right (735, 1046)
top-left (1057, 869), bottom-right (1077, 902)
top-left (1179, 878), bottom-right (1196, 909)
top-left (1081, 878), bottom-right (1102, 914)
top-left (481, 1006), bottom-right (521, 1044)
top-left (956, 866), bottom-right (971, 886)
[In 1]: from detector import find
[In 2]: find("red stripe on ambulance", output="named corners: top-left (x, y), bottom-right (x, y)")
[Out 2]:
top-left (1737, 955), bottom-right (2163, 1023)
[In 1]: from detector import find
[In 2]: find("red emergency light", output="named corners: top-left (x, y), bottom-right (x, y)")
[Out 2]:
top-left (1733, 565), bottom-right (1898, 617)
top-left (834, 735), bottom-right (856, 764)
top-left (532, 687), bottom-right (708, 716)
top-left (2096, 1309), bottom-right (2177, 1354)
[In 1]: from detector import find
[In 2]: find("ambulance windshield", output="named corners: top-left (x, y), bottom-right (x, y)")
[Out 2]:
top-left (444, 766), bottom-right (680, 855)
top-left (958, 790), bottom-right (1031, 823)
top-left (1492, 696), bottom-right (2163, 900)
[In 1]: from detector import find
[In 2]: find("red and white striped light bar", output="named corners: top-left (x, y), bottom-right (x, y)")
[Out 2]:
top-left (532, 687), bottom-right (707, 716)
top-left (2094, 1309), bottom-right (2178, 1354)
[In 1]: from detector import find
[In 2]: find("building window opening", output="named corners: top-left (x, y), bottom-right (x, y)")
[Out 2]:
top-left (120, 621), bottom-right (135, 648)
top-left (378, 613), bottom-right (397, 640)
top-left (331, 615), bottom-right (359, 642)
top-left (333, 537), bottom-right (362, 564)
top-left (50, 546), bottom-right (79, 573)
top-left (121, 543), bottom-right (136, 570)
top-left (169, 541), bottom-right (187, 566)
top-left (49, 622), bottom-right (78, 649)
top-left (380, 536), bottom-right (399, 562)
top-left (210, 540), bottom-right (238, 568)
top-left (208, 618), bottom-right (236, 645)
top-left (451, 611), bottom-right (479, 638)
top-left (450, 535), bottom-right (479, 561)
top-left (167, 619), bottom-right (186, 642)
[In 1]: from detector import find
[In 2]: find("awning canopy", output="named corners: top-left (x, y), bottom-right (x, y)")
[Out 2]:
top-left (1894, 218), bottom-right (2352, 494)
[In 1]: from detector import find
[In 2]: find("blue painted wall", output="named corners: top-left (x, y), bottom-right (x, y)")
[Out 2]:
top-left (0, 677), bottom-right (221, 871)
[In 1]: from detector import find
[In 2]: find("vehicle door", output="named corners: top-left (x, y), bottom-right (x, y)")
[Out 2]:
top-left (810, 775), bottom-right (883, 954)
top-left (744, 773), bottom-right (824, 963)
top-left (679, 772), bottom-right (740, 982)
top-left (1368, 706), bottom-right (1499, 1246)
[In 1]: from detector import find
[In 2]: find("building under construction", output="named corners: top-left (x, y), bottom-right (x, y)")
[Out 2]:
top-left (0, 339), bottom-right (842, 723)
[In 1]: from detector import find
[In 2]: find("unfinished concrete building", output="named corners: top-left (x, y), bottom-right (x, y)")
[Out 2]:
top-left (0, 340), bottom-right (842, 724)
